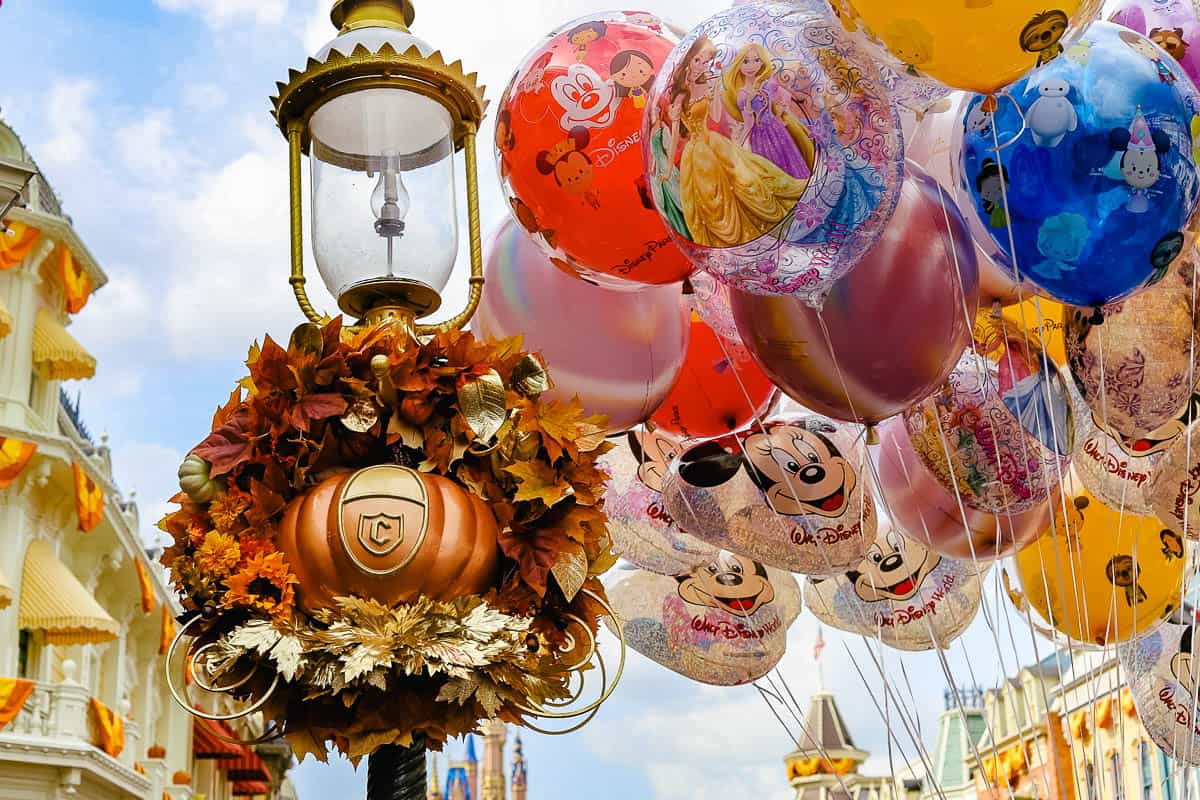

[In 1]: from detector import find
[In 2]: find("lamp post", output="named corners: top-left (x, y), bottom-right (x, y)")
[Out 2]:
top-left (271, 0), bottom-right (487, 332)
top-left (271, 1), bottom-right (486, 795)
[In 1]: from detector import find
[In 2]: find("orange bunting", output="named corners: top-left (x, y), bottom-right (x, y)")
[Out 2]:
top-left (159, 606), bottom-right (174, 657)
top-left (1096, 696), bottom-right (1114, 729)
top-left (59, 247), bottom-right (91, 314)
top-left (0, 222), bottom-right (40, 270)
top-left (135, 559), bottom-right (155, 614)
top-left (73, 462), bottom-right (103, 533)
top-left (1069, 709), bottom-right (1090, 742)
top-left (0, 438), bottom-right (36, 490)
top-left (0, 678), bottom-right (34, 731)
top-left (1121, 688), bottom-right (1137, 718)
top-left (89, 697), bottom-right (124, 758)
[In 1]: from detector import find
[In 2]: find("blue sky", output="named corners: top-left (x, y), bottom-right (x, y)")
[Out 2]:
top-left (0, 1), bottom-right (1044, 797)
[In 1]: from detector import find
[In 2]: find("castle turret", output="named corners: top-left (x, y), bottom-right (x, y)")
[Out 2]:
top-left (427, 754), bottom-right (444, 800)
top-left (446, 760), bottom-right (471, 800)
top-left (479, 719), bottom-right (508, 800)
top-left (465, 734), bottom-right (479, 800)
top-left (510, 734), bottom-right (527, 800)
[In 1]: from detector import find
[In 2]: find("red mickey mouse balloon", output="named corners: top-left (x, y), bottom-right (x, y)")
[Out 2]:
top-left (651, 314), bottom-right (777, 440)
top-left (497, 11), bottom-right (693, 289)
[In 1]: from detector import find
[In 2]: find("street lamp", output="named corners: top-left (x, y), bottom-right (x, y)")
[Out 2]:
top-left (0, 157), bottom-right (36, 233)
top-left (271, 0), bottom-right (486, 328)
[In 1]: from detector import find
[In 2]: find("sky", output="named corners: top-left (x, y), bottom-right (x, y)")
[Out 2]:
top-left (0, 1), bottom-right (1045, 798)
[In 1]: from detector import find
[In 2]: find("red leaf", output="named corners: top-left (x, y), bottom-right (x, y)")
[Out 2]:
top-left (289, 393), bottom-right (348, 432)
top-left (320, 316), bottom-right (344, 357)
top-left (193, 409), bottom-right (254, 477)
top-left (251, 336), bottom-right (296, 393)
top-left (498, 526), bottom-right (570, 597)
top-left (245, 477), bottom-right (286, 528)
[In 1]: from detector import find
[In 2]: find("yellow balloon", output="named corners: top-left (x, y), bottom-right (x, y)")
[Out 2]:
top-left (833, 0), bottom-right (1104, 95)
top-left (1002, 298), bottom-right (1067, 366)
top-left (1013, 491), bottom-right (1185, 646)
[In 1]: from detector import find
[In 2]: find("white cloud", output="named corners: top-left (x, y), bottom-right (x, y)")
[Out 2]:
top-left (181, 83), bottom-right (229, 112)
top-left (70, 271), bottom-right (156, 351)
top-left (155, 0), bottom-right (288, 29)
top-left (109, 442), bottom-right (185, 546)
top-left (41, 78), bottom-right (98, 169)
top-left (114, 109), bottom-right (180, 179)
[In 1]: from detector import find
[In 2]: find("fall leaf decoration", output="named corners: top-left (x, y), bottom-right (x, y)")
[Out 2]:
top-left (158, 319), bottom-right (614, 757)
top-left (73, 462), bottom-right (103, 533)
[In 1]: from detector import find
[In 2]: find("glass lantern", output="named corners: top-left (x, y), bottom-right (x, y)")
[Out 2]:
top-left (271, 0), bottom-right (486, 328)
top-left (309, 87), bottom-right (458, 316)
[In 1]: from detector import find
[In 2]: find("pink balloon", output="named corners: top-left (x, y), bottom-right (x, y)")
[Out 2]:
top-left (474, 219), bottom-right (690, 433)
top-left (876, 418), bottom-right (1050, 560)
top-left (731, 161), bottom-right (979, 425)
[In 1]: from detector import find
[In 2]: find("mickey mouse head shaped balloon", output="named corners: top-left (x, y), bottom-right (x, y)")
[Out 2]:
top-left (605, 551), bottom-right (802, 686)
top-left (805, 525), bottom-right (988, 652)
top-left (601, 426), bottom-right (719, 575)
top-left (1121, 621), bottom-right (1200, 765)
top-left (662, 415), bottom-right (875, 576)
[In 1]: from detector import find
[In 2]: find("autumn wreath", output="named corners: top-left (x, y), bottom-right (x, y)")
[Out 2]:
top-left (159, 318), bottom-right (615, 761)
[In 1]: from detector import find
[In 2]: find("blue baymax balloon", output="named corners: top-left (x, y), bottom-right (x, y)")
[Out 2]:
top-left (960, 22), bottom-right (1200, 308)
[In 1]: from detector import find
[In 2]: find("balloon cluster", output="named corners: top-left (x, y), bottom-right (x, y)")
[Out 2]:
top-left (479, 0), bottom-right (1200, 737)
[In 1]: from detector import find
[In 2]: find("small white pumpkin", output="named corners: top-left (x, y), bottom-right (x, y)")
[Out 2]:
top-left (177, 453), bottom-right (224, 504)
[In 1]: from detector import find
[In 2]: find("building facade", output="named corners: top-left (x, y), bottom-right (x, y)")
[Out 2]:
top-left (431, 722), bottom-right (528, 800)
top-left (784, 689), bottom-right (902, 800)
top-left (0, 118), bottom-right (297, 800)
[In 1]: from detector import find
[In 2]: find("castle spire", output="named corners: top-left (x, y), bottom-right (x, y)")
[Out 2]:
top-left (511, 734), bottom-right (527, 800)
top-left (427, 754), bottom-right (444, 800)
top-left (479, 719), bottom-right (508, 800)
top-left (465, 734), bottom-right (479, 800)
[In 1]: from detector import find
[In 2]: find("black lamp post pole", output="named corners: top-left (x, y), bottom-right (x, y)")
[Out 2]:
top-left (366, 737), bottom-right (427, 800)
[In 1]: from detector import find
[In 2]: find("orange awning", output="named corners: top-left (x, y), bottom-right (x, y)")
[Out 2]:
top-left (193, 718), bottom-right (242, 760)
top-left (233, 781), bottom-right (270, 796)
top-left (222, 747), bottom-right (270, 783)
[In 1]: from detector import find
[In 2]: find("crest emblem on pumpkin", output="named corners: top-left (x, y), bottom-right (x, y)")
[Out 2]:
top-left (336, 465), bottom-right (429, 576)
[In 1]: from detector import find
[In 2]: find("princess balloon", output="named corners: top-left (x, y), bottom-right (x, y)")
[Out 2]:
top-left (643, 1), bottom-right (905, 307)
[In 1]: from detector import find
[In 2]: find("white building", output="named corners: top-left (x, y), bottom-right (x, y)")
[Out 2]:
top-left (0, 118), bottom-right (298, 800)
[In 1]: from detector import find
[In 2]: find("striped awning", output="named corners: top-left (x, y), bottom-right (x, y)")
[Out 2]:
top-left (0, 564), bottom-right (12, 610)
top-left (33, 309), bottom-right (95, 380)
top-left (0, 296), bottom-right (12, 340)
top-left (222, 747), bottom-right (270, 782)
top-left (19, 539), bottom-right (118, 645)
top-left (232, 781), bottom-right (270, 797)
top-left (193, 718), bottom-right (243, 759)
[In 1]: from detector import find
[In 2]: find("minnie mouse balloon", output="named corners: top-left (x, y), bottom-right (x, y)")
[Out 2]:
top-left (805, 525), bottom-right (988, 651)
top-left (1066, 256), bottom-right (1200, 440)
top-left (961, 22), bottom-right (1200, 308)
top-left (1110, 0), bottom-right (1200, 87)
top-left (903, 312), bottom-right (1074, 514)
top-left (605, 552), bottom-right (802, 686)
top-left (1145, 402), bottom-right (1200, 538)
top-left (643, 1), bottom-right (904, 306)
top-left (662, 415), bottom-right (875, 576)
top-left (878, 418), bottom-right (1049, 560)
top-left (497, 12), bottom-right (693, 288)
top-left (649, 315), bottom-right (777, 441)
top-left (473, 219), bottom-right (689, 433)
top-left (602, 426), bottom-right (719, 575)
top-left (1121, 621), bottom-right (1200, 765)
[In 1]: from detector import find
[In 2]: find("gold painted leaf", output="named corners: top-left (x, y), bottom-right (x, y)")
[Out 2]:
top-left (551, 542), bottom-right (587, 602)
top-left (341, 398), bottom-right (379, 433)
top-left (512, 354), bottom-right (553, 397)
top-left (289, 323), bottom-right (324, 355)
top-left (458, 369), bottom-right (507, 443)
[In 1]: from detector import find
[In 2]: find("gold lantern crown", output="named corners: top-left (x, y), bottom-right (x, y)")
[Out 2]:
top-left (270, 0), bottom-right (489, 330)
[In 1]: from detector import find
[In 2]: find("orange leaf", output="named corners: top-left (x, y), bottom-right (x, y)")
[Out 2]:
top-left (498, 525), bottom-right (569, 597)
top-left (503, 461), bottom-right (571, 506)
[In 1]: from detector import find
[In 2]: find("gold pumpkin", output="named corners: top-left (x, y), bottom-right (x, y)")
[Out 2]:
top-left (275, 464), bottom-right (501, 613)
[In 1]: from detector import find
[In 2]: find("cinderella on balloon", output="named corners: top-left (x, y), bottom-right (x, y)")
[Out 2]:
top-left (961, 21), bottom-right (1200, 308)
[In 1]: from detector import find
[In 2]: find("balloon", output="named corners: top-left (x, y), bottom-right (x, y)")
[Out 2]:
top-left (601, 426), bottom-right (719, 575)
top-left (604, 552), bottom-right (802, 685)
top-left (643, 1), bottom-right (905, 305)
top-left (685, 270), bottom-right (740, 344)
top-left (1012, 490), bottom-right (1185, 645)
top-left (733, 161), bottom-right (978, 424)
top-left (903, 312), bottom-right (1075, 514)
top-left (496, 11), bottom-right (692, 288)
top-left (961, 22), bottom-right (1200, 308)
top-left (1146, 402), bottom-right (1200, 537)
top-left (662, 415), bottom-right (875, 575)
top-left (1070, 376), bottom-right (1166, 515)
top-left (1121, 621), bottom-right (1200, 766)
top-left (805, 524), bottom-right (989, 651)
top-left (837, 0), bottom-right (1102, 95)
top-left (877, 418), bottom-right (1049, 560)
top-left (1002, 298), bottom-right (1068, 364)
top-left (649, 315), bottom-right (776, 440)
top-left (473, 219), bottom-right (689, 433)
top-left (1109, 0), bottom-right (1200, 88)
top-left (1065, 256), bottom-right (1200, 439)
